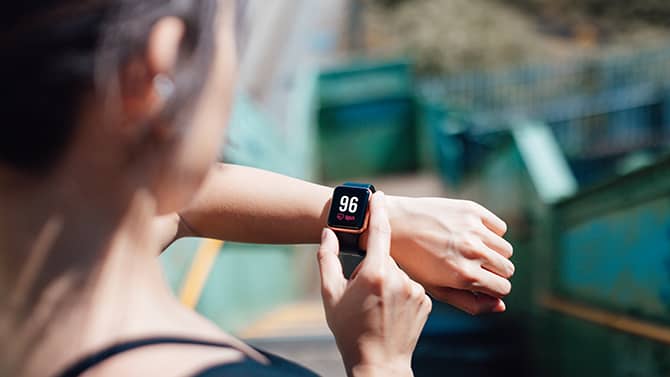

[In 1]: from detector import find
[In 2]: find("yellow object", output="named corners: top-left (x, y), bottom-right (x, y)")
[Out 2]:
top-left (542, 295), bottom-right (670, 344)
top-left (179, 239), bottom-right (224, 309)
top-left (239, 301), bottom-right (330, 339)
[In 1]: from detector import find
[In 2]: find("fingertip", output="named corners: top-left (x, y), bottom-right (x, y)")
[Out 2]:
top-left (493, 220), bottom-right (508, 237)
top-left (318, 228), bottom-right (346, 295)
top-left (372, 191), bottom-right (387, 210)
top-left (493, 299), bottom-right (506, 313)
top-left (319, 228), bottom-right (339, 255)
top-left (505, 239), bottom-right (514, 258)
top-left (322, 227), bottom-right (335, 242)
top-left (499, 219), bottom-right (508, 234)
top-left (484, 213), bottom-right (507, 236)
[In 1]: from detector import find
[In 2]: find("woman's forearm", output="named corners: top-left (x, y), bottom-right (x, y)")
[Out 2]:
top-left (173, 163), bottom-right (515, 315)
top-left (178, 163), bottom-right (333, 244)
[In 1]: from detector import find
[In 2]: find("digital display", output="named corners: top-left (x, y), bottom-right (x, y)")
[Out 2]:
top-left (327, 186), bottom-right (372, 230)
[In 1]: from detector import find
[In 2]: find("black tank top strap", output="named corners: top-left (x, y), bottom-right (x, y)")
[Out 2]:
top-left (56, 337), bottom-right (239, 377)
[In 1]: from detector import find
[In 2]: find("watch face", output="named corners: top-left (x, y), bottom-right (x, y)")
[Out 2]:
top-left (328, 186), bottom-right (372, 231)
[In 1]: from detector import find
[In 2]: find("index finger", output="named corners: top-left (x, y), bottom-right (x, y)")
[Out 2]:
top-left (362, 192), bottom-right (392, 269)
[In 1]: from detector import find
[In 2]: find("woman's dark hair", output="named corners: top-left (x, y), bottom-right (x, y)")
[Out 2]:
top-left (0, 0), bottom-right (221, 173)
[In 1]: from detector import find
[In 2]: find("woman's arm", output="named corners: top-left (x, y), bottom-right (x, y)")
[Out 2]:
top-left (161, 163), bottom-right (514, 314)
top-left (177, 163), bottom-right (332, 244)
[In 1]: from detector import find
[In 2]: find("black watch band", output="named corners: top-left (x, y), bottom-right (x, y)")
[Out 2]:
top-left (332, 183), bottom-right (376, 278)
top-left (337, 232), bottom-right (365, 279)
top-left (335, 231), bottom-right (365, 256)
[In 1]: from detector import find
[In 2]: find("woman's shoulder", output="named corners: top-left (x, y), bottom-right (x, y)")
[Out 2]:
top-left (56, 337), bottom-right (318, 377)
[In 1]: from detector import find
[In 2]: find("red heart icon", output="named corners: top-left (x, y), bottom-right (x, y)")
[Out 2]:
top-left (336, 213), bottom-right (345, 221)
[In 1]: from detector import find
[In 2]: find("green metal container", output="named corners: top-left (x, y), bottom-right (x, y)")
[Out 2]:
top-left (318, 60), bottom-right (413, 108)
top-left (319, 98), bottom-right (417, 180)
top-left (533, 156), bottom-right (670, 376)
top-left (317, 60), bottom-right (418, 180)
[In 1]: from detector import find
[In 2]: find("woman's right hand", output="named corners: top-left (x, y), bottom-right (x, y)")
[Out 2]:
top-left (318, 192), bottom-right (432, 377)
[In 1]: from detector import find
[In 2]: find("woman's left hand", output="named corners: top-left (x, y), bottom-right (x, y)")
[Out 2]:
top-left (381, 196), bottom-right (515, 315)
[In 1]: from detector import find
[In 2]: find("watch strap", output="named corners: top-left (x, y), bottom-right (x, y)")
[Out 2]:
top-left (335, 231), bottom-right (365, 279)
top-left (335, 231), bottom-right (365, 256)
top-left (343, 182), bottom-right (376, 193)
top-left (332, 182), bottom-right (376, 279)
top-left (339, 253), bottom-right (364, 279)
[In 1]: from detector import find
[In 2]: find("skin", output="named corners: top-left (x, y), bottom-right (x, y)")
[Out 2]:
top-left (0, 1), bottom-right (512, 377)
top-left (0, 3), bottom-right (259, 377)
top-left (156, 164), bottom-right (514, 314)
top-left (318, 192), bottom-right (432, 377)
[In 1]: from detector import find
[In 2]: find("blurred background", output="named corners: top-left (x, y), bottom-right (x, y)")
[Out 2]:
top-left (161, 1), bottom-right (670, 376)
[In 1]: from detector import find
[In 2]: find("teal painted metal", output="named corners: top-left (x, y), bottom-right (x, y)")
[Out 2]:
top-left (317, 60), bottom-right (417, 180)
top-left (319, 98), bottom-right (417, 180)
top-left (553, 155), bottom-right (670, 323)
top-left (318, 60), bottom-right (413, 108)
top-left (559, 198), bottom-right (670, 320)
top-left (456, 116), bottom-right (670, 375)
top-left (160, 237), bottom-right (203, 293)
top-left (532, 156), bottom-right (670, 377)
top-left (195, 243), bottom-right (299, 333)
top-left (511, 122), bottom-right (577, 204)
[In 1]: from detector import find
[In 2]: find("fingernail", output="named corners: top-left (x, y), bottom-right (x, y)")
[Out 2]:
top-left (321, 228), bottom-right (329, 242)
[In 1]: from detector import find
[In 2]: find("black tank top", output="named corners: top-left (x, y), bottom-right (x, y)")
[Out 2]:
top-left (56, 337), bottom-right (319, 377)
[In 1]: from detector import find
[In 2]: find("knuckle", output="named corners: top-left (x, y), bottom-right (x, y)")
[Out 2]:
top-left (424, 296), bottom-right (433, 313)
top-left (362, 270), bottom-right (386, 293)
top-left (409, 281), bottom-right (424, 299)
top-left (465, 214), bottom-right (482, 228)
top-left (320, 286), bottom-right (335, 301)
top-left (316, 248), bottom-right (329, 263)
top-left (403, 282), bottom-right (414, 298)
top-left (441, 255), bottom-right (463, 276)
top-left (465, 246), bottom-right (483, 260)
top-left (461, 236), bottom-right (482, 255)
top-left (416, 286), bottom-right (427, 300)
top-left (462, 200), bottom-right (479, 212)
top-left (459, 266), bottom-right (479, 287)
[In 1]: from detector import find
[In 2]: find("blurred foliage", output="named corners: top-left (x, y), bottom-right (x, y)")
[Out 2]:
top-left (506, 0), bottom-right (670, 27)
top-left (371, 0), bottom-right (670, 26)
top-left (362, 0), bottom-right (670, 74)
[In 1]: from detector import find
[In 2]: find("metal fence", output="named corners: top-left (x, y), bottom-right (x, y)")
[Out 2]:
top-left (418, 44), bottom-right (670, 161)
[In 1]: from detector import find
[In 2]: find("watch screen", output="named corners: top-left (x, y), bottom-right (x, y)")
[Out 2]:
top-left (328, 186), bottom-right (372, 230)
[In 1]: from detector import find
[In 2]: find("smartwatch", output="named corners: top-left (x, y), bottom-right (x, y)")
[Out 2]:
top-left (327, 182), bottom-right (376, 278)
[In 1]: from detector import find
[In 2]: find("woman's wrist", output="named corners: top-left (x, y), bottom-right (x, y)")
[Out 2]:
top-left (385, 195), bottom-right (413, 256)
top-left (357, 194), bottom-right (410, 252)
top-left (348, 362), bottom-right (414, 377)
top-left (340, 343), bottom-right (413, 377)
top-left (386, 195), bottom-right (409, 237)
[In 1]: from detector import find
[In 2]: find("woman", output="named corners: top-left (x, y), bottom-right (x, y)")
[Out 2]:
top-left (0, 1), bottom-right (513, 376)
